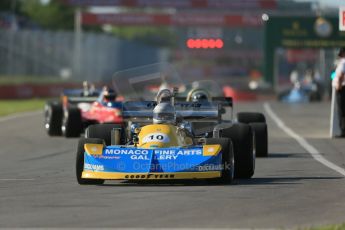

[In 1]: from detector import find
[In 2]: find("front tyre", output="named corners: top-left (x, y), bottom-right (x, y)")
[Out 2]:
top-left (219, 123), bottom-right (255, 179)
top-left (76, 138), bottom-right (105, 185)
top-left (205, 138), bottom-right (234, 184)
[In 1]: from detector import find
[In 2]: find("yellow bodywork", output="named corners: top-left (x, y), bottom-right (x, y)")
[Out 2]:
top-left (203, 145), bottom-right (222, 156)
top-left (82, 171), bottom-right (221, 180)
top-left (84, 143), bottom-right (103, 155)
top-left (138, 124), bottom-right (193, 148)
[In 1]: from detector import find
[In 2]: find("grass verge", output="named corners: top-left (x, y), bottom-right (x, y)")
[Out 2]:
top-left (0, 99), bottom-right (46, 117)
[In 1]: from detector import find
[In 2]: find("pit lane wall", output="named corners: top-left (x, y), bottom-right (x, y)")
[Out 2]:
top-left (0, 83), bottom-right (83, 99)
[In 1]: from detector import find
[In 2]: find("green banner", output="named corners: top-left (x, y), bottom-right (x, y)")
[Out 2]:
top-left (264, 16), bottom-right (345, 86)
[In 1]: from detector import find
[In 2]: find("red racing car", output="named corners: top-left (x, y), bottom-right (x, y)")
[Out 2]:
top-left (45, 87), bottom-right (123, 138)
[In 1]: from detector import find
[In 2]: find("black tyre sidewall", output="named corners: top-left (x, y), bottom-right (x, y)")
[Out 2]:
top-left (44, 101), bottom-right (62, 136)
top-left (220, 123), bottom-right (255, 179)
top-left (249, 122), bottom-right (268, 157)
top-left (62, 107), bottom-right (82, 137)
top-left (205, 138), bottom-right (234, 184)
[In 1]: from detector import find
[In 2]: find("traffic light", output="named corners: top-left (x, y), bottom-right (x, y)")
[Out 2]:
top-left (186, 38), bottom-right (224, 49)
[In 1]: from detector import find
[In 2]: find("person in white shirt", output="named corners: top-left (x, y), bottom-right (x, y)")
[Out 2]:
top-left (332, 47), bottom-right (345, 137)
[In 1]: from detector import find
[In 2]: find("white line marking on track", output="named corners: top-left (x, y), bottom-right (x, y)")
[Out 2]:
top-left (0, 110), bottom-right (42, 123)
top-left (264, 102), bottom-right (345, 177)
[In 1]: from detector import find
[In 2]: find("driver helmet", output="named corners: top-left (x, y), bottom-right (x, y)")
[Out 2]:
top-left (153, 102), bottom-right (176, 124)
top-left (102, 87), bottom-right (117, 102)
top-left (191, 91), bottom-right (208, 102)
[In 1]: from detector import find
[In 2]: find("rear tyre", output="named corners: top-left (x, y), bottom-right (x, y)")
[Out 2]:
top-left (249, 122), bottom-right (268, 157)
top-left (237, 112), bottom-right (266, 124)
top-left (44, 101), bottom-right (62, 136)
top-left (86, 124), bottom-right (124, 146)
top-left (76, 137), bottom-right (105, 185)
top-left (61, 107), bottom-right (82, 138)
top-left (219, 123), bottom-right (255, 178)
top-left (205, 138), bottom-right (234, 184)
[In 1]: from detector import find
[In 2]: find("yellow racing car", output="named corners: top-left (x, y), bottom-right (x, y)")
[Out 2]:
top-left (75, 63), bottom-right (267, 185)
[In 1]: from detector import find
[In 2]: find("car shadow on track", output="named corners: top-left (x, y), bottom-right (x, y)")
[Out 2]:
top-left (100, 179), bottom-right (230, 187)
top-left (97, 176), bottom-right (343, 187)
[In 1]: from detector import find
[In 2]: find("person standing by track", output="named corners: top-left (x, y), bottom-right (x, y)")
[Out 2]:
top-left (333, 47), bottom-right (345, 137)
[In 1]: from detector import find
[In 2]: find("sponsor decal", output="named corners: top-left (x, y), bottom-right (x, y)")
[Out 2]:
top-left (125, 174), bottom-right (175, 179)
top-left (94, 155), bottom-right (121, 160)
top-left (84, 163), bottom-right (104, 171)
top-left (104, 148), bottom-right (150, 160)
top-left (197, 164), bottom-right (222, 171)
top-left (130, 155), bottom-right (149, 160)
top-left (154, 149), bottom-right (202, 160)
top-left (103, 147), bottom-right (204, 160)
top-left (105, 149), bottom-right (149, 155)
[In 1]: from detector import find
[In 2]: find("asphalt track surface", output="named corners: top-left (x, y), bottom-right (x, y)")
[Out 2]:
top-left (1, 101), bottom-right (345, 228)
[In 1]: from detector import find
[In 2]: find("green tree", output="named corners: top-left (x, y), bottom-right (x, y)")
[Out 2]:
top-left (0, 0), bottom-right (22, 13)
top-left (21, 0), bottom-right (75, 30)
